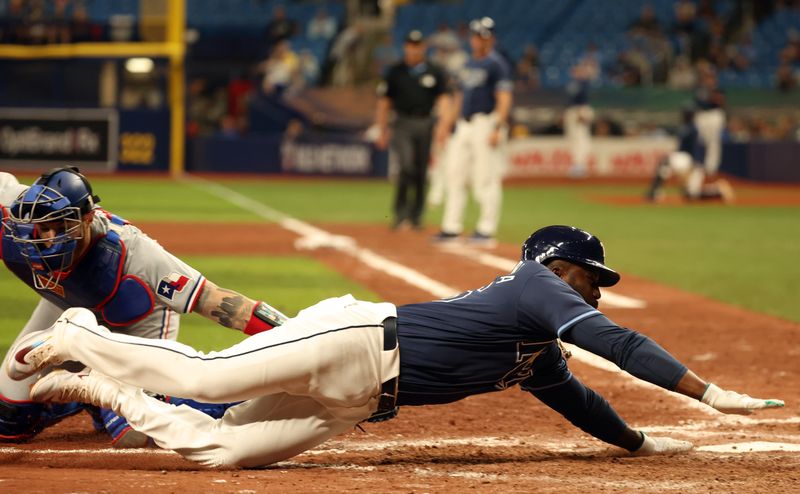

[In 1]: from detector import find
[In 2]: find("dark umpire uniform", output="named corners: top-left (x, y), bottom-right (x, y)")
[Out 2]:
top-left (374, 30), bottom-right (450, 230)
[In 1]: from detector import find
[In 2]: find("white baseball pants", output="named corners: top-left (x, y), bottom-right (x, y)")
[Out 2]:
top-left (440, 113), bottom-right (508, 236)
top-left (46, 295), bottom-right (399, 467)
top-left (564, 104), bottom-right (594, 176)
top-left (694, 108), bottom-right (725, 175)
top-left (660, 151), bottom-right (704, 199)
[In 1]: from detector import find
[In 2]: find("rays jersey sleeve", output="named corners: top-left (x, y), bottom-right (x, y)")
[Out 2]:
top-left (120, 224), bottom-right (205, 315)
top-left (514, 261), bottom-right (601, 338)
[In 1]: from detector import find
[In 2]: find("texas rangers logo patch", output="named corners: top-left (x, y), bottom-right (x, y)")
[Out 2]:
top-left (157, 273), bottom-right (191, 301)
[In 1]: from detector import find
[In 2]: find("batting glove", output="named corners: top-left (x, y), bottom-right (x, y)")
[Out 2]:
top-left (701, 383), bottom-right (785, 415)
top-left (632, 432), bottom-right (693, 456)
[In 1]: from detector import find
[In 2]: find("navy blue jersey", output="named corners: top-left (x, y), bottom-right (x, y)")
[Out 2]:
top-left (395, 261), bottom-right (600, 406)
top-left (677, 122), bottom-right (702, 163)
top-left (457, 49), bottom-right (512, 119)
top-left (694, 86), bottom-right (725, 110)
top-left (567, 79), bottom-right (590, 106)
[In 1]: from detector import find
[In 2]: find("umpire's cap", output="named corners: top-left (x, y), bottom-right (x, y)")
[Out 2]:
top-left (469, 17), bottom-right (496, 39)
top-left (405, 30), bottom-right (424, 44)
top-left (521, 225), bottom-right (620, 287)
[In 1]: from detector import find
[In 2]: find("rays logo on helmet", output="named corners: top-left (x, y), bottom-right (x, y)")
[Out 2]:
top-left (157, 273), bottom-right (191, 301)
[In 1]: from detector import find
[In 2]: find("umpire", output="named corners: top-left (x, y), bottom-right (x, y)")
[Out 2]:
top-left (373, 30), bottom-right (451, 230)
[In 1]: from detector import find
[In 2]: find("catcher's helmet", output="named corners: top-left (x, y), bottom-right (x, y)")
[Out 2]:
top-left (6, 166), bottom-right (100, 289)
top-left (521, 225), bottom-right (620, 287)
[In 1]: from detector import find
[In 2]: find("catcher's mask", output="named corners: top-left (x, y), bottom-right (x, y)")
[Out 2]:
top-left (521, 225), bottom-right (620, 287)
top-left (6, 166), bottom-right (100, 290)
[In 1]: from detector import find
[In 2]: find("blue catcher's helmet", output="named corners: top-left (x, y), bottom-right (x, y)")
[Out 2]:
top-left (6, 166), bottom-right (100, 289)
top-left (521, 225), bottom-right (620, 287)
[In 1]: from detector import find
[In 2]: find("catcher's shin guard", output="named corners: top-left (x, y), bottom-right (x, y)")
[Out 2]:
top-left (87, 397), bottom-right (237, 448)
top-left (87, 406), bottom-right (151, 448)
top-left (0, 396), bottom-right (83, 442)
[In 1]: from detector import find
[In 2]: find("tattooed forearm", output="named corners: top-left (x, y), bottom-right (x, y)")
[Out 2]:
top-left (196, 282), bottom-right (255, 330)
top-left (211, 293), bottom-right (247, 328)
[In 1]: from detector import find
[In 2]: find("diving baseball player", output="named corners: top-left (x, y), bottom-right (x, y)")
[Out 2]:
top-left (646, 107), bottom-right (734, 203)
top-left (10, 226), bottom-right (783, 468)
top-left (434, 16), bottom-right (512, 246)
top-left (0, 167), bottom-right (287, 446)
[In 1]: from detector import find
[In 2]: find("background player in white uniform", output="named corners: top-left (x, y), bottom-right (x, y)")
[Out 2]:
top-left (9, 226), bottom-right (783, 469)
top-left (0, 167), bottom-right (287, 446)
top-left (693, 66), bottom-right (726, 176)
top-left (434, 17), bottom-right (512, 247)
top-left (564, 60), bottom-right (597, 178)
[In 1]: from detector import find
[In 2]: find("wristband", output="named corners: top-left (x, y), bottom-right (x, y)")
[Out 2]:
top-left (244, 301), bottom-right (288, 335)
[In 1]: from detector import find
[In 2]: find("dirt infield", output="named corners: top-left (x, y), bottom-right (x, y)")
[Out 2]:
top-left (2, 222), bottom-right (799, 493)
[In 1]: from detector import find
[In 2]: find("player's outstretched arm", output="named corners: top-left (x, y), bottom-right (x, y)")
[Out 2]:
top-left (674, 370), bottom-right (784, 415)
top-left (193, 280), bottom-right (288, 334)
top-left (527, 369), bottom-right (693, 456)
top-left (564, 315), bottom-right (784, 415)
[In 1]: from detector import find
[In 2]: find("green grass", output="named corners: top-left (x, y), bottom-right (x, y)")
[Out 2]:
top-left (0, 255), bottom-right (378, 355)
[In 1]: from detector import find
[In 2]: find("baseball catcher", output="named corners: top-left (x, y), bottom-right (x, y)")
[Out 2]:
top-left (0, 167), bottom-right (286, 446)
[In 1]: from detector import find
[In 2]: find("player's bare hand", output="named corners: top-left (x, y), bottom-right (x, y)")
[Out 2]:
top-left (701, 383), bottom-right (785, 415)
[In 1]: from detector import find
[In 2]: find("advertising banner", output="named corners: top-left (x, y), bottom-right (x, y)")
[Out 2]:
top-left (117, 109), bottom-right (170, 172)
top-left (507, 136), bottom-right (677, 177)
top-left (0, 107), bottom-right (117, 172)
top-left (281, 133), bottom-right (388, 177)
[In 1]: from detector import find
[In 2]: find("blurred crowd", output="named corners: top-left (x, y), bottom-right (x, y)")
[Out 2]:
top-left (0, 0), bottom-right (123, 44)
top-left (4, 0), bottom-right (800, 144)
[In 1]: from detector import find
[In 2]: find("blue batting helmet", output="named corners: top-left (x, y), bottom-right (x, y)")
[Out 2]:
top-left (6, 167), bottom-right (100, 289)
top-left (521, 225), bottom-right (620, 287)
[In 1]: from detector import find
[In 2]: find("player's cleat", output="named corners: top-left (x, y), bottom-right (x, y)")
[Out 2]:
top-left (8, 307), bottom-right (97, 381)
top-left (632, 432), bottom-right (693, 456)
top-left (717, 179), bottom-right (735, 204)
top-left (7, 330), bottom-right (62, 381)
top-left (431, 231), bottom-right (461, 244)
top-left (391, 218), bottom-right (411, 231)
top-left (30, 369), bottom-right (117, 410)
top-left (467, 232), bottom-right (497, 248)
top-left (569, 166), bottom-right (588, 179)
top-left (645, 189), bottom-right (665, 203)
